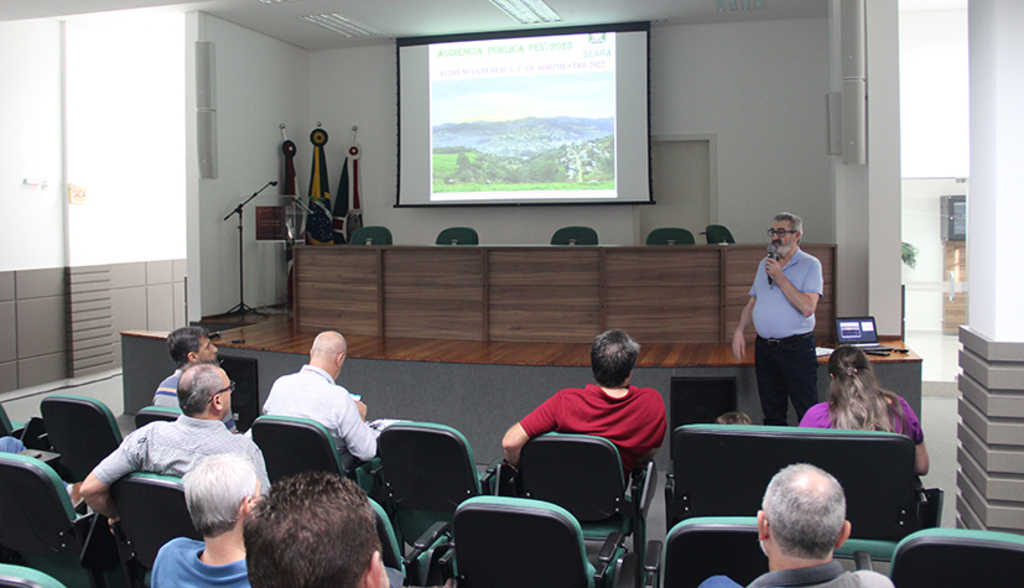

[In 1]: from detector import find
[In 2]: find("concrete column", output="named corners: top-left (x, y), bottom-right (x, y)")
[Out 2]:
top-left (958, 0), bottom-right (1024, 532)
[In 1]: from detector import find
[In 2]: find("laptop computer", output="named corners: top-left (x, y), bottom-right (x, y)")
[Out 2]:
top-left (835, 316), bottom-right (892, 350)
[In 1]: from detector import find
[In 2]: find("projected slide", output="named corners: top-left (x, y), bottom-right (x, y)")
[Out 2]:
top-left (429, 33), bottom-right (616, 202)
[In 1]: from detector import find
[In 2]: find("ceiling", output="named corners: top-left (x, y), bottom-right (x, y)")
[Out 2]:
top-left (1, 0), bottom-right (830, 51)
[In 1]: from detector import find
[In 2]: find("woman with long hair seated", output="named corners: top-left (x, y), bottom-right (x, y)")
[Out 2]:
top-left (799, 345), bottom-right (929, 475)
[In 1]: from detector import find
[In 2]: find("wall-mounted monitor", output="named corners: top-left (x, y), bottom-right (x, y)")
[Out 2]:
top-left (396, 22), bottom-right (651, 207)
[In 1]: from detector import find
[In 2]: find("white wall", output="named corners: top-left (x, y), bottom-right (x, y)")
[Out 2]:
top-left (0, 20), bottom-right (65, 272)
top-left (188, 13), bottom-right (309, 318)
top-left (899, 9), bottom-right (969, 179)
top-left (650, 19), bottom-right (833, 244)
top-left (64, 13), bottom-right (186, 267)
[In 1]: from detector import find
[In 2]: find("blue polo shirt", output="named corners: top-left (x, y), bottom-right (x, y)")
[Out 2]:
top-left (749, 247), bottom-right (823, 339)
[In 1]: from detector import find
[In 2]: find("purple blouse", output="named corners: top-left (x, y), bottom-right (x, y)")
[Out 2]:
top-left (798, 395), bottom-right (924, 445)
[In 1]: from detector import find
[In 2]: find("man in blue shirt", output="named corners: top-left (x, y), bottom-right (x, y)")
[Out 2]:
top-left (731, 212), bottom-right (823, 425)
top-left (151, 453), bottom-right (260, 588)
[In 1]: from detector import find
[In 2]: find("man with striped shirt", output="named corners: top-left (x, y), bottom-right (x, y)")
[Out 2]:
top-left (81, 363), bottom-right (270, 521)
top-left (153, 326), bottom-right (237, 432)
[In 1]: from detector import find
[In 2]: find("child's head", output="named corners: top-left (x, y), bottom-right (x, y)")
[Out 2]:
top-left (716, 411), bottom-right (752, 425)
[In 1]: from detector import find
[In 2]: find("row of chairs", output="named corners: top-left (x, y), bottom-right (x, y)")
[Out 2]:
top-left (341, 224), bottom-right (738, 246)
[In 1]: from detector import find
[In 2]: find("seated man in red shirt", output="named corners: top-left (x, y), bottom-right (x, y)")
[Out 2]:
top-left (502, 330), bottom-right (667, 474)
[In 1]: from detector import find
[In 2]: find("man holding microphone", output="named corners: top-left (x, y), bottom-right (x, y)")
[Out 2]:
top-left (731, 212), bottom-right (822, 425)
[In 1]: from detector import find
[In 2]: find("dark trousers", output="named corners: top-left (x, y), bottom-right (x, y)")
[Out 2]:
top-left (754, 334), bottom-right (819, 426)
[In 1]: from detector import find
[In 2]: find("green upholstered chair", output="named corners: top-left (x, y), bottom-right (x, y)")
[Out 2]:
top-left (646, 228), bottom-right (696, 245)
top-left (110, 472), bottom-right (200, 586)
top-left (0, 564), bottom-right (68, 588)
top-left (435, 226), bottom-right (479, 245)
top-left (451, 496), bottom-right (625, 588)
top-left (551, 226), bottom-right (598, 246)
top-left (517, 432), bottom-right (656, 578)
top-left (666, 424), bottom-right (937, 561)
top-left (40, 394), bottom-right (123, 482)
top-left (0, 453), bottom-right (121, 588)
top-left (890, 528), bottom-right (1024, 588)
top-left (378, 422), bottom-right (495, 549)
top-left (0, 404), bottom-right (25, 438)
top-left (370, 498), bottom-right (449, 587)
top-left (349, 226), bottom-right (393, 245)
top-left (660, 517), bottom-right (765, 588)
top-left (133, 406), bottom-right (181, 430)
top-left (702, 224), bottom-right (735, 244)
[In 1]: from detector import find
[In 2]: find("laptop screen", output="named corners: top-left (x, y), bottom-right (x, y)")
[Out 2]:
top-left (835, 317), bottom-right (880, 346)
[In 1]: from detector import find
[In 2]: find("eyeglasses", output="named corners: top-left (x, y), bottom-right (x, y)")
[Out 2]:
top-left (767, 228), bottom-right (797, 237)
top-left (209, 381), bottom-right (235, 403)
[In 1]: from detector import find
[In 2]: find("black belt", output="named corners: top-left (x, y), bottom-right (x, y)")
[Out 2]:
top-left (759, 332), bottom-right (814, 346)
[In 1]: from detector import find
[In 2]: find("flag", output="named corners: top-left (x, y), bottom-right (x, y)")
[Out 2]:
top-left (306, 128), bottom-right (333, 245)
top-left (333, 157), bottom-right (349, 244)
top-left (345, 142), bottom-right (363, 240)
top-left (282, 137), bottom-right (299, 305)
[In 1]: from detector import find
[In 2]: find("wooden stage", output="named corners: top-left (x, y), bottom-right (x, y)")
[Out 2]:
top-left (121, 314), bottom-right (922, 470)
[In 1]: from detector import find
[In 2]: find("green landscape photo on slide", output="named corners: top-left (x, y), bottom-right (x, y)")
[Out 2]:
top-left (431, 72), bottom-right (615, 194)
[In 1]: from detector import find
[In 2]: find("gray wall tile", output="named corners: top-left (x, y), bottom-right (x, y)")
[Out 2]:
top-left (15, 268), bottom-right (64, 299)
top-left (111, 287), bottom-right (148, 334)
top-left (0, 272), bottom-right (14, 302)
top-left (147, 261), bottom-right (173, 285)
top-left (16, 296), bottom-right (66, 358)
top-left (147, 284), bottom-right (174, 332)
top-left (0, 362), bottom-right (16, 393)
top-left (0, 302), bottom-right (15, 363)
top-left (111, 262), bottom-right (147, 289)
top-left (173, 259), bottom-right (187, 282)
top-left (18, 352), bottom-right (66, 388)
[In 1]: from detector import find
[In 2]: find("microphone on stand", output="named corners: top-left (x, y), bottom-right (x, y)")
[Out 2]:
top-left (766, 244), bottom-right (777, 286)
top-left (270, 181), bottom-right (278, 186)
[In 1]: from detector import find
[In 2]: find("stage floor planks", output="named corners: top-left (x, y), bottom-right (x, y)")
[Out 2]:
top-left (126, 314), bottom-right (920, 369)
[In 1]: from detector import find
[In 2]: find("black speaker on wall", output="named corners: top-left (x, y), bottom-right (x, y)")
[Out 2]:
top-left (219, 355), bottom-right (258, 433)
top-left (670, 377), bottom-right (737, 458)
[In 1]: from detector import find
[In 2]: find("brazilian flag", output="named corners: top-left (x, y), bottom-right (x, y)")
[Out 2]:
top-left (306, 128), bottom-right (333, 245)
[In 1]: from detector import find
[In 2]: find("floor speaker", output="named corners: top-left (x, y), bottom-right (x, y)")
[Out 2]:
top-left (219, 355), bottom-right (258, 433)
top-left (669, 377), bottom-right (737, 457)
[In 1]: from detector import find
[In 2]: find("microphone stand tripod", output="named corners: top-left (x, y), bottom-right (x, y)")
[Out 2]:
top-left (223, 181), bottom-right (276, 317)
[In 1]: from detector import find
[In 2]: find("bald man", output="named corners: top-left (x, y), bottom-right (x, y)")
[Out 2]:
top-left (263, 332), bottom-right (377, 470)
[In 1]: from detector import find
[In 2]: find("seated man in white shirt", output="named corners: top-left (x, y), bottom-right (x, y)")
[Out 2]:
top-left (262, 331), bottom-right (378, 470)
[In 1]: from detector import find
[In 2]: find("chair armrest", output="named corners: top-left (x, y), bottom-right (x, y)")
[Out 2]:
top-left (853, 551), bottom-right (873, 571)
top-left (493, 459), bottom-right (519, 496)
top-left (594, 532), bottom-right (627, 584)
top-left (915, 487), bottom-right (944, 529)
top-left (634, 461), bottom-right (658, 519)
top-left (412, 521), bottom-right (451, 552)
top-left (480, 456), bottom-right (503, 494)
top-left (643, 540), bottom-right (663, 588)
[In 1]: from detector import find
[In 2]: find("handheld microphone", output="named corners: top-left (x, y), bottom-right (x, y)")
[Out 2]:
top-left (766, 244), bottom-right (777, 286)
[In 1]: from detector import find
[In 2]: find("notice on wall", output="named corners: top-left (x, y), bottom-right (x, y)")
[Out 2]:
top-left (68, 185), bottom-right (86, 204)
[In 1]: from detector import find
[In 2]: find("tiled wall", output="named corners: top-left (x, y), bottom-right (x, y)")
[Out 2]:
top-left (957, 327), bottom-right (1024, 532)
top-left (0, 259), bottom-right (185, 392)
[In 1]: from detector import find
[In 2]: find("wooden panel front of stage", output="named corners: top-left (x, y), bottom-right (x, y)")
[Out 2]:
top-left (294, 244), bottom-right (837, 344)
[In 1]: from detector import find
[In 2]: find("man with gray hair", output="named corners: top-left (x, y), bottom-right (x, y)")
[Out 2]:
top-left (699, 464), bottom-right (893, 588)
top-left (732, 212), bottom-right (823, 425)
top-left (81, 363), bottom-right (270, 521)
top-left (263, 331), bottom-right (378, 470)
top-left (151, 453), bottom-right (260, 588)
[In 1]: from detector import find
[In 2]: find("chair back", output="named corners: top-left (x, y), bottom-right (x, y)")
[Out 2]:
top-left (0, 564), bottom-right (68, 588)
top-left (350, 226), bottom-right (393, 245)
top-left (111, 473), bottom-right (200, 569)
top-left (454, 496), bottom-right (594, 588)
top-left (250, 416), bottom-right (346, 483)
top-left (890, 528), bottom-right (1024, 588)
top-left (703, 224), bottom-right (735, 244)
top-left (40, 394), bottom-right (122, 479)
top-left (551, 226), bottom-right (598, 246)
top-left (669, 425), bottom-right (919, 548)
top-left (520, 433), bottom-right (625, 522)
top-left (436, 226), bottom-right (479, 245)
top-left (134, 406), bottom-right (181, 429)
top-left (0, 453), bottom-right (77, 557)
top-left (646, 228), bottom-right (695, 245)
top-left (0, 404), bottom-right (23, 438)
top-left (370, 498), bottom-right (405, 575)
top-left (379, 423), bottom-right (481, 513)
top-left (662, 517), bottom-right (766, 588)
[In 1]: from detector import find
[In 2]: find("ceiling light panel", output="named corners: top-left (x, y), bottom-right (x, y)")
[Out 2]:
top-left (298, 13), bottom-right (383, 37)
